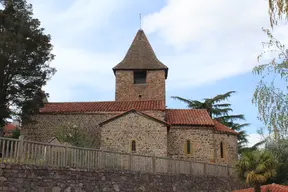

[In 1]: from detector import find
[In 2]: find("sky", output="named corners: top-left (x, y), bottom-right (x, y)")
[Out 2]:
top-left (28, 0), bottom-right (288, 147)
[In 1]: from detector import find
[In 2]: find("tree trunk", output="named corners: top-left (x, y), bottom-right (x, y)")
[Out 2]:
top-left (254, 183), bottom-right (261, 192)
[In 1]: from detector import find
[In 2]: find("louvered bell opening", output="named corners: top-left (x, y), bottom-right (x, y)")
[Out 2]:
top-left (133, 70), bottom-right (146, 84)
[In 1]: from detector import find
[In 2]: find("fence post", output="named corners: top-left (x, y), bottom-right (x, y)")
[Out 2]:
top-left (227, 165), bottom-right (230, 177)
top-left (43, 146), bottom-right (47, 166)
top-left (189, 161), bottom-right (193, 174)
top-left (203, 163), bottom-right (207, 175)
top-left (152, 155), bottom-right (156, 173)
top-left (17, 136), bottom-right (24, 163)
top-left (64, 144), bottom-right (68, 167)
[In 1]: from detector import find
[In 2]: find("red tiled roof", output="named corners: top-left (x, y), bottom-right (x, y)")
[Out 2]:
top-left (99, 109), bottom-right (170, 126)
top-left (213, 120), bottom-right (238, 135)
top-left (39, 100), bottom-right (165, 113)
top-left (233, 184), bottom-right (288, 192)
top-left (165, 109), bottom-right (214, 126)
top-left (3, 124), bottom-right (16, 133)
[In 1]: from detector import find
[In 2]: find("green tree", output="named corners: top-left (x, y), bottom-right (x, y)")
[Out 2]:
top-left (0, 0), bottom-right (55, 131)
top-left (55, 123), bottom-right (98, 148)
top-left (253, 29), bottom-right (288, 141)
top-left (10, 127), bottom-right (20, 139)
top-left (172, 91), bottom-right (237, 117)
top-left (265, 139), bottom-right (288, 185)
top-left (268, 0), bottom-right (288, 28)
top-left (252, 0), bottom-right (288, 143)
top-left (172, 91), bottom-right (249, 150)
top-left (253, 1), bottom-right (288, 185)
top-left (235, 150), bottom-right (277, 192)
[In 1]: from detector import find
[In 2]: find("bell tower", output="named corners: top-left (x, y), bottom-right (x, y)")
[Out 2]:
top-left (113, 30), bottom-right (168, 102)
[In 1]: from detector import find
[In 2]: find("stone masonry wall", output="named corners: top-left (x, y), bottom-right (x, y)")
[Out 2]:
top-left (167, 126), bottom-right (238, 166)
top-left (214, 133), bottom-right (238, 165)
top-left (0, 164), bottom-right (245, 192)
top-left (21, 113), bottom-right (118, 147)
top-left (115, 70), bottom-right (166, 102)
top-left (100, 112), bottom-right (167, 157)
top-left (168, 126), bottom-right (215, 163)
top-left (22, 111), bottom-right (165, 148)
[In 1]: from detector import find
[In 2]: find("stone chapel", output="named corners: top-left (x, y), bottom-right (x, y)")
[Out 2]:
top-left (23, 29), bottom-right (238, 165)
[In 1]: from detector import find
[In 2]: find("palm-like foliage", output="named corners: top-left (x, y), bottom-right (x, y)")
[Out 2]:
top-left (235, 150), bottom-right (276, 192)
top-left (172, 91), bottom-right (249, 149)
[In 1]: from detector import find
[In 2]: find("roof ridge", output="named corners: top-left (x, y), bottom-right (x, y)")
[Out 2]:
top-left (45, 100), bottom-right (164, 104)
top-left (39, 100), bottom-right (165, 113)
top-left (213, 120), bottom-right (238, 135)
top-left (166, 109), bottom-right (208, 111)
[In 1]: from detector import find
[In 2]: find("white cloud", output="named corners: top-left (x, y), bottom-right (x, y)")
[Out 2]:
top-left (247, 133), bottom-right (268, 148)
top-left (143, 0), bottom-right (288, 90)
top-left (27, 0), bottom-right (125, 101)
top-left (25, 0), bottom-right (288, 102)
top-left (30, 0), bottom-right (120, 43)
top-left (45, 45), bottom-right (120, 101)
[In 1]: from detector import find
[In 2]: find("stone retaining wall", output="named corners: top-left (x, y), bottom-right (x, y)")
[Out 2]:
top-left (0, 164), bottom-right (246, 192)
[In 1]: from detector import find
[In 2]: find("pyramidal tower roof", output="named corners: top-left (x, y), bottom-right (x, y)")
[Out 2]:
top-left (113, 29), bottom-right (168, 78)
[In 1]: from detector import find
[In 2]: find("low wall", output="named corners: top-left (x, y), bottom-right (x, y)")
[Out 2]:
top-left (0, 164), bottom-right (244, 192)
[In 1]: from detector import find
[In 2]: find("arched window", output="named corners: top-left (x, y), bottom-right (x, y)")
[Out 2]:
top-left (131, 140), bottom-right (136, 152)
top-left (185, 140), bottom-right (192, 155)
top-left (187, 140), bottom-right (191, 154)
top-left (220, 141), bottom-right (225, 159)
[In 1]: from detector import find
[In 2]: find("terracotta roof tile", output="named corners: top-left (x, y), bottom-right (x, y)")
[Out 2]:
top-left (213, 120), bottom-right (238, 135)
top-left (233, 184), bottom-right (288, 192)
top-left (113, 30), bottom-right (168, 78)
top-left (166, 109), bottom-right (214, 126)
top-left (39, 100), bottom-right (165, 113)
top-left (99, 109), bottom-right (170, 126)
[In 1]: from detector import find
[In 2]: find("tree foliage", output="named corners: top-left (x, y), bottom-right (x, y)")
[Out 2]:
top-left (253, 29), bottom-right (288, 140)
top-left (10, 127), bottom-right (20, 139)
top-left (55, 123), bottom-right (98, 148)
top-left (265, 139), bottom-right (288, 185)
top-left (268, 0), bottom-right (288, 27)
top-left (0, 0), bottom-right (55, 129)
top-left (172, 91), bottom-right (236, 118)
top-left (172, 91), bottom-right (249, 150)
top-left (235, 150), bottom-right (277, 192)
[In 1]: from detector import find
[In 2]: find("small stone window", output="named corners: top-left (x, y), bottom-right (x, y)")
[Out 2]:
top-left (131, 140), bottom-right (136, 152)
top-left (134, 71), bottom-right (146, 84)
top-left (185, 140), bottom-right (192, 155)
top-left (220, 141), bottom-right (226, 159)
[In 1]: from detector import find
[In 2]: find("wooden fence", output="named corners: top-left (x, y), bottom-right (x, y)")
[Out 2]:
top-left (0, 136), bottom-right (234, 177)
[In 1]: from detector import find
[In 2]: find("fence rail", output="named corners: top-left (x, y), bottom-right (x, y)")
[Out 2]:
top-left (0, 137), bottom-right (234, 177)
